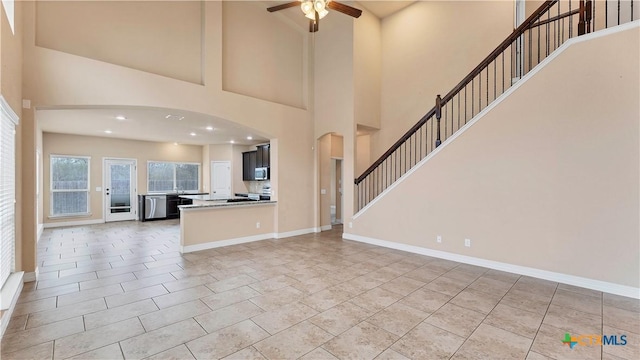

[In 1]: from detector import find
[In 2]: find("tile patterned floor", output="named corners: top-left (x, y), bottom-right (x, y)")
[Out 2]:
top-left (1, 220), bottom-right (639, 359)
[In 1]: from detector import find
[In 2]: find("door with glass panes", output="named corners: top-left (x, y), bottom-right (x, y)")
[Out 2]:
top-left (104, 159), bottom-right (137, 222)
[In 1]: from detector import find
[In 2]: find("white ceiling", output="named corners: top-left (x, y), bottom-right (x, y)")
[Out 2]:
top-left (38, 107), bottom-right (270, 146)
top-left (358, 1), bottom-right (417, 18)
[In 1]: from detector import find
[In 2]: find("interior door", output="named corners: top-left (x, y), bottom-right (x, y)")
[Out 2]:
top-left (105, 159), bottom-right (137, 222)
top-left (211, 161), bottom-right (231, 197)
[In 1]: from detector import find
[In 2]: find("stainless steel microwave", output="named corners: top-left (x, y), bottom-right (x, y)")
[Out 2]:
top-left (255, 167), bottom-right (269, 180)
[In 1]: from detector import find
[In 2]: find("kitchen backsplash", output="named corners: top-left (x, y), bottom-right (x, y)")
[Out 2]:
top-left (247, 180), bottom-right (271, 194)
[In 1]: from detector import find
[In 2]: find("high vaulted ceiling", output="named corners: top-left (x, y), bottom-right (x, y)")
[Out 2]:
top-left (358, 1), bottom-right (417, 18)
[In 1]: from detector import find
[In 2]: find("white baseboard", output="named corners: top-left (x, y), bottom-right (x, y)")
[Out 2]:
top-left (23, 271), bottom-right (36, 282)
top-left (1, 272), bottom-right (24, 338)
top-left (181, 227), bottom-right (324, 253)
top-left (180, 233), bottom-right (274, 253)
top-left (274, 228), bottom-right (317, 239)
top-left (44, 219), bottom-right (104, 228)
top-left (320, 225), bottom-right (332, 231)
top-left (343, 233), bottom-right (640, 299)
top-left (37, 224), bottom-right (44, 242)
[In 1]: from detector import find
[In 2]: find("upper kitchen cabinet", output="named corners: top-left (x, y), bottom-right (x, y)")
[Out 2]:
top-left (256, 144), bottom-right (270, 168)
top-left (242, 151), bottom-right (257, 181)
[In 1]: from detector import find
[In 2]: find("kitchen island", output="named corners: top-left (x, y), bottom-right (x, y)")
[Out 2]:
top-left (178, 194), bottom-right (277, 253)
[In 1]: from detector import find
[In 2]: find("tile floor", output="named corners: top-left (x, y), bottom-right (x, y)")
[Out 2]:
top-left (1, 221), bottom-right (638, 360)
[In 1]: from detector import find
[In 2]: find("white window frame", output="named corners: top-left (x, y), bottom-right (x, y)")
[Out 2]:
top-left (146, 161), bottom-right (201, 194)
top-left (49, 155), bottom-right (91, 218)
top-left (0, 95), bottom-right (18, 293)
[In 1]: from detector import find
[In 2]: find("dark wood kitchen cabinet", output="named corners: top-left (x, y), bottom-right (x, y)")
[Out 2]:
top-left (242, 151), bottom-right (257, 181)
top-left (166, 195), bottom-right (193, 219)
top-left (256, 144), bottom-right (270, 168)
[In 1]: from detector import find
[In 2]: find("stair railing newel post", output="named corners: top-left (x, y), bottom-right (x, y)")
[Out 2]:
top-left (578, 0), bottom-right (586, 35)
top-left (585, 0), bottom-right (593, 33)
top-left (435, 95), bottom-right (443, 148)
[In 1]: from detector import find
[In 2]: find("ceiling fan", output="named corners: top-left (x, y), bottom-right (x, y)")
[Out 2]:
top-left (267, 0), bottom-right (362, 33)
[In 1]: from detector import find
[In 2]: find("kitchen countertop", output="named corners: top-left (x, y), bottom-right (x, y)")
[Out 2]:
top-left (178, 194), bottom-right (276, 210)
top-left (179, 194), bottom-right (248, 201)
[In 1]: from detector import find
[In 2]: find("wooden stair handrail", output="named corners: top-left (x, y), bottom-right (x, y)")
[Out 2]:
top-left (355, 1), bottom-right (559, 185)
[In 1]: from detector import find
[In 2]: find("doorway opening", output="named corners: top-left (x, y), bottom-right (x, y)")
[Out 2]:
top-left (330, 159), bottom-right (343, 225)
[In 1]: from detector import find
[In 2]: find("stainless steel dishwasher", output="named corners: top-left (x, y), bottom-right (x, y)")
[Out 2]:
top-left (145, 195), bottom-right (167, 220)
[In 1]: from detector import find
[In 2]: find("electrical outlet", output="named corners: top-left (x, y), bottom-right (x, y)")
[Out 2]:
top-left (256, 222), bottom-right (260, 229)
top-left (465, 238), bottom-right (471, 247)
top-left (436, 235), bottom-right (442, 243)
top-left (349, 222), bottom-right (353, 228)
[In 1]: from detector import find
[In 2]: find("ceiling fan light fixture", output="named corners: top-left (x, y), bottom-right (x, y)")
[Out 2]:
top-left (317, 8), bottom-right (329, 19)
top-left (301, 0), bottom-right (313, 16)
top-left (314, 0), bottom-right (326, 12)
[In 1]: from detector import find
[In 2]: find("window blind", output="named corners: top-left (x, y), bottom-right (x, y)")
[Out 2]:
top-left (0, 96), bottom-right (18, 289)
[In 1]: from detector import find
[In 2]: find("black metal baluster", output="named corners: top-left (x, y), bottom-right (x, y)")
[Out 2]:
top-left (478, 73), bottom-right (482, 111)
top-left (493, 59), bottom-right (498, 100)
top-left (472, 78), bottom-right (475, 117)
top-left (464, 86), bottom-right (468, 124)
top-left (486, 67), bottom-right (489, 107)
top-left (618, 0), bottom-right (621, 25)
top-left (537, 21), bottom-right (541, 63)
top-left (457, 93), bottom-right (461, 130)
top-left (501, 52), bottom-right (505, 94)
top-left (435, 95), bottom-right (442, 148)
top-left (546, 11), bottom-right (550, 56)
top-left (632, 0), bottom-right (634, 21)
top-left (570, 0), bottom-right (574, 37)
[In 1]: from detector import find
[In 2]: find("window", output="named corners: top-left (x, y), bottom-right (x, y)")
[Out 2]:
top-left (148, 162), bottom-right (200, 193)
top-left (50, 156), bottom-right (90, 216)
top-left (1, 0), bottom-right (15, 35)
top-left (1, 96), bottom-right (18, 289)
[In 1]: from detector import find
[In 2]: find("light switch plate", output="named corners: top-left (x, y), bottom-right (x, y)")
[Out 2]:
top-left (320, 189), bottom-right (327, 195)
top-left (96, 187), bottom-right (102, 192)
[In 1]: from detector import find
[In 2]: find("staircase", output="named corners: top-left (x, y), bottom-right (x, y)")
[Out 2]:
top-left (354, 0), bottom-right (637, 212)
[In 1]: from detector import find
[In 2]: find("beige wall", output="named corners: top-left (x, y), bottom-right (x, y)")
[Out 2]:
top-left (353, 6), bottom-right (381, 129)
top-left (350, 26), bottom-right (640, 288)
top-left (373, 1), bottom-right (514, 160)
top-left (17, 0), bottom-right (316, 273)
top-left (222, 1), bottom-right (305, 108)
top-left (42, 132), bottom-right (203, 224)
top-left (180, 204), bottom-right (275, 248)
top-left (1, 1), bottom-right (27, 276)
top-left (201, 144), bottom-right (234, 194)
top-left (356, 134), bottom-right (371, 176)
top-left (313, 11), bottom-right (357, 227)
top-left (35, 1), bottom-right (203, 84)
top-left (232, 145), bottom-right (250, 194)
top-left (318, 134), bottom-right (332, 227)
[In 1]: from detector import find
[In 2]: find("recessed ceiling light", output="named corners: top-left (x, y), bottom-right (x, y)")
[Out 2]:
top-left (230, 140), bottom-right (235, 144)
top-left (190, 132), bottom-right (197, 136)
top-left (247, 136), bottom-right (253, 140)
top-left (104, 130), bottom-right (113, 134)
top-left (206, 126), bottom-right (214, 131)
top-left (165, 114), bottom-right (184, 121)
top-left (115, 115), bottom-right (126, 120)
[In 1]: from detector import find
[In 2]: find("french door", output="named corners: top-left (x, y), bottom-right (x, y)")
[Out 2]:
top-left (104, 159), bottom-right (137, 222)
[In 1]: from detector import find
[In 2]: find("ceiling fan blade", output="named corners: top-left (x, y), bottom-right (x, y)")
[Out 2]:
top-left (267, 1), bottom-right (300, 12)
top-left (327, 1), bottom-right (362, 18)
